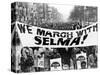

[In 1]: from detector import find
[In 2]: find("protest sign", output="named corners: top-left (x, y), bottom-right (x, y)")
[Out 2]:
top-left (76, 51), bottom-right (87, 69)
top-left (38, 57), bottom-right (44, 68)
top-left (50, 58), bottom-right (62, 71)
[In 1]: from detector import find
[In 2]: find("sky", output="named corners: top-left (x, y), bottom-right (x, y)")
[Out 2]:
top-left (49, 4), bottom-right (74, 22)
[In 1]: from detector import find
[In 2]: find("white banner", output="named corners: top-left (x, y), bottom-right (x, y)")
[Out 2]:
top-left (50, 58), bottom-right (62, 71)
top-left (15, 21), bottom-right (98, 47)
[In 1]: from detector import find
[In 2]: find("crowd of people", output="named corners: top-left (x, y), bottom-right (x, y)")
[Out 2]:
top-left (11, 46), bottom-right (97, 72)
top-left (37, 22), bottom-right (82, 30)
top-left (11, 2), bottom-right (83, 30)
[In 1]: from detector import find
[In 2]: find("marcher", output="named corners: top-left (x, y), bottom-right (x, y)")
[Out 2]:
top-left (34, 47), bottom-right (39, 72)
top-left (50, 48), bottom-right (60, 59)
top-left (44, 48), bottom-right (51, 71)
top-left (20, 47), bottom-right (34, 72)
top-left (88, 52), bottom-right (97, 68)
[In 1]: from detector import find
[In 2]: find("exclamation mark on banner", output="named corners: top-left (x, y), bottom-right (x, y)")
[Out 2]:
top-left (81, 34), bottom-right (88, 44)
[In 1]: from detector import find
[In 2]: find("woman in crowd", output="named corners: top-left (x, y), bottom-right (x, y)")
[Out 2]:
top-left (44, 48), bottom-right (51, 71)
top-left (20, 47), bottom-right (34, 72)
top-left (34, 47), bottom-right (45, 72)
top-left (88, 48), bottom-right (97, 68)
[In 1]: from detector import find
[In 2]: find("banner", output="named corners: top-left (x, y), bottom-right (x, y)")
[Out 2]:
top-left (15, 22), bottom-right (98, 47)
top-left (50, 58), bottom-right (62, 71)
